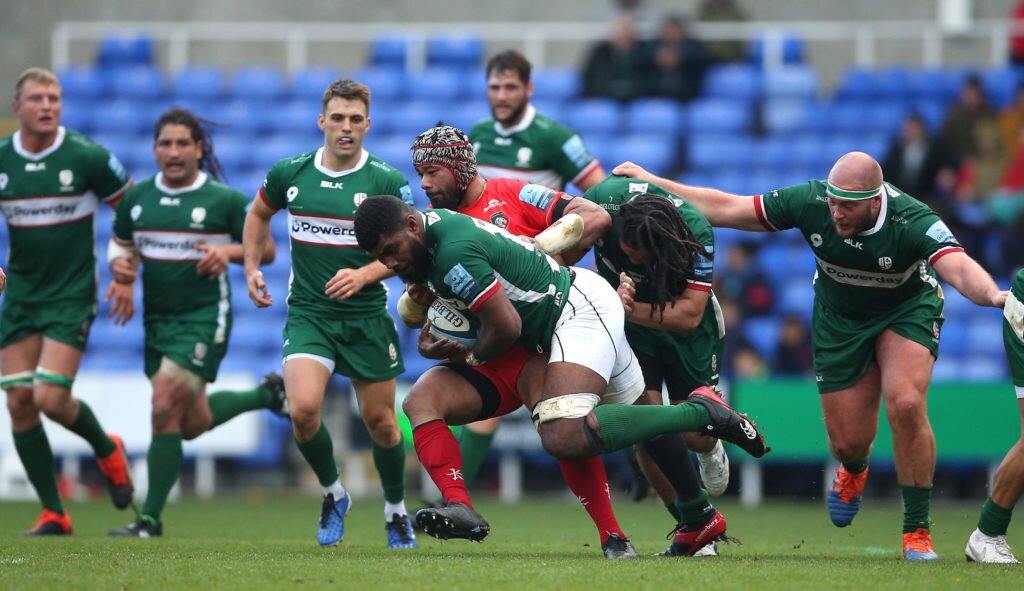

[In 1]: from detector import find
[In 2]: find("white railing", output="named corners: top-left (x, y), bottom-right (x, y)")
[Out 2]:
top-left (52, 19), bottom-right (1022, 73)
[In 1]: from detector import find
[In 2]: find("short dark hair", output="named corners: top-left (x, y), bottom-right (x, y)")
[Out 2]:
top-left (616, 194), bottom-right (705, 319)
top-left (485, 49), bottom-right (531, 83)
top-left (354, 195), bottom-right (414, 251)
top-left (322, 79), bottom-right (371, 114)
top-left (154, 107), bottom-right (226, 181)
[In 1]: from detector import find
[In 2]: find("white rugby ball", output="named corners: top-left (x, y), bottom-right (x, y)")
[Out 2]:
top-left (427, 299), bottom-right (480, 348)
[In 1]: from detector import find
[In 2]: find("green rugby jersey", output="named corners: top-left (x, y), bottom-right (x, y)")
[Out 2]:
top-left (754, 180), bottom-right (963, 318)
top-left (470, 104), bottom-right (599, 190)
top-left (259, 148), bottom-right (412, 316)
top-left (0, 126), bottom-right (131, 303)
top-left (1012, 268), bottom-right (1024, 303)
top-left (422, 208), bottom-right (572, 352)
top-left (114, 172), bottom-right (248, 329)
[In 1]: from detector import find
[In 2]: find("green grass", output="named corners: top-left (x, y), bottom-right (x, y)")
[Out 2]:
top-left (0, 495), bottom-right (1021, 590)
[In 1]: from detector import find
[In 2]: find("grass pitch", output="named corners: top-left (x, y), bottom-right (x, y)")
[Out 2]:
top-left (0, 495), bottom-right (1021, 590)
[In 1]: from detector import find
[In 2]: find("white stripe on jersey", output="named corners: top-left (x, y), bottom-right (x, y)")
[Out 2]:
top-left (814, 255), bottom-right (921, 288)
top-left (0, 193), bottom-right (98, 227)
top-left (494, 271), bottom-right (557, 303)
top-left (215, 273), bottom-right (229, 344)
top-left (288, 213), bottom-right (358, 247)
top-left (134, 231), bottom-right (231, 261)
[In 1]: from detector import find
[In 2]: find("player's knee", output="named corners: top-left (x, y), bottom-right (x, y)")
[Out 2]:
top-left (150, 388), bottom-right (190, 431)
top-left (33, 386), bottom-right (72, 420)
top-left (5, 387), bottom-right (37, 421)
top-left (402, 387), bottom-right (441, 424)
top-left (288, 400), bottom-right (321, 433)
top-left (538, 420), bottom-right (589, 460)
top-left (885, 395), bottom-right (927, 429)
top-left (363, 408), bottom-right (398, 439)
top-left (829, 440), bottom-right (869, 463)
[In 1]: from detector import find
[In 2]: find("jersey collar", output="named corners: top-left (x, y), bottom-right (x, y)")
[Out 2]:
top-left (156, 171), bottom-right (208, 195)
top-left (857, 184), bottom-right (889, 236)
top-left (494, 104), bottom-right (537, 137)
top-left (315, 147), bottom-right (368, 177)
top-left (13, 126), bottom-right (66, 160)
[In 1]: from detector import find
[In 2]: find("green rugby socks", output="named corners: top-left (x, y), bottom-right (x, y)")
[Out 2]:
top-left (458, 428), bottom-right (495, 486)
top-left (372, 437), bottom-right (406, 504)
top-left (592, 403), bottom-right (710, 453)
top-left (67, 400), bottom-right (116, 457)
top-left (978, 497), bottom-right (1013, 537)
top-left (13, 425), bottom-right (64, 514)
top-left (296, 423), bottom-right (339, 487)
top-left (209, 386), bottom-right (275, 429)
top-left (141, 432), bottom-right (184, 521)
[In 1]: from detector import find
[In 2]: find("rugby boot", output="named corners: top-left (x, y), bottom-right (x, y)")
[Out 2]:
top-left (903, 528), bottom-right (939, 561)
top-left (688, 387), bottom-right (768, 458)
top-left (108, 515), bottom-right (162, 537)
top-left (826, 466), bottom-right (868, 527)
top-left (601, 532), bottom-right (638, 559)
top-left (414, 502), bottom-right (489, 542)
top-left (658, 510), bottom-right (727, 556)
top-left (97, 433), bottom-right (134, 510)
top-left (697, 439), bottom-right (730, 496)
top-left (261, 372), bottom-right (288, 418)
top-left (965, 528), bottom-right (1019, 563)
top-left (385, 513), bottom-right (418, 549)
top-left (317, 493), bottom-right (351, 547)
top-left (24, 509), bottom-right (72, 536)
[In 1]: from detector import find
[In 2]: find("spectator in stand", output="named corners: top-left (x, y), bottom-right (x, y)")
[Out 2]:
top-left (1010, 1), bottom-right (1024, 65)
top-left (733, 345), bottom-right (769, 380)
top-left (714, 241), bottom-right (775, 318)
top-left (581, 14), bottom-right (646, 102)
top-left (774, 315), bottom-right (814, 377)
top-left (697, 0), bottom-right (749, 63)
top-left (997, 84), bottom-right (1024, 155)
top-left (638, 15), bottom-right (710, 102)
top-left (940, 75), bottom-right (996, 164)
top-left (882, 113), bottom-right (955, 205)
top-left (953, 120), bottom-right (1009, 204)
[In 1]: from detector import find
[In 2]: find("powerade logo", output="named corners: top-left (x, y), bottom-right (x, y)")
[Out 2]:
top-left (288, 214), bottom-right (358, 246)
top-left (519, 184), bottom-right (555, 211)
top-left (3, 202), bottom-right (78, 219)
top-left (291, 219), bottom-right (353, 236)
top-left (444, 264), bottom-right (481, 302)
top-left (137, 234), bottom-right (199, 252)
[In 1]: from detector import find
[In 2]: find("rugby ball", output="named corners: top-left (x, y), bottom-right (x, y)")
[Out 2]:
top-left (427, 299), bottom-right (480, 348)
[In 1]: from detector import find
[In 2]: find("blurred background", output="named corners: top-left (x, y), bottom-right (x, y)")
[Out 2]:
top-left (0, 0), bottom-right (1022, 509)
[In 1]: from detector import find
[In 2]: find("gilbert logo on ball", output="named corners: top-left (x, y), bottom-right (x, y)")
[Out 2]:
top-left (427, 299), bottom-right (480, 348)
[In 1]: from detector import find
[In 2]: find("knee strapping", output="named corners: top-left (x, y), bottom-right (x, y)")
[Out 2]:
top-left (531, 393), bottom-right (600, 428)
top-left (34, 367), bottom-right (74, 388)
top-left (0, 370), bottom-right (35, 391)
top-left (158, 357), bottom-right (204, 396)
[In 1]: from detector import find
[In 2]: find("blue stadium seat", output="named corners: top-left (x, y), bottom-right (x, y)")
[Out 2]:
top-left (965, 316), bottom-right (1007, 357)
top-left (793, 101), bottom-right (831, 134)
top-left (406, 67), bottom-right (466, 101)
top-left (747, 34), bottom-right (805, 66)
top-left (834, 68), bottom-right (876, 101)
top-left (756, 243), bottom-right (817, 287)
top-left (291, 66), bottom-right (344, 102)
top-left (907, 68), bottom-right (964, 103)
top-left (828, 101), bottom-right (867, 134)
top-left (231, 66), bottom-right (285, 101)
top-left (563, 99), bottom-right (622, 135)
top-left (172, 66), bottom-right (223, 101)
top-left (349, 67), bottom-right (405, 102)
top-left (530, 99), bottom-right (565, 125)
top-left (90, 101), bottom-right (150, 134)
top-left (59, 67), bottom-right (104, 99)
top-left (786, 134), bottom-right (831, 170)
top-left (960, 355), bottom-right (1007, 382)
top-left (609, 134), bottom-right (676, 176)
top-left (210, 134), bottom-right (252, 176)
top-left (687, 99), bottom-right (752, 134)
top-left (625, 99), bottom-right (684, 135)
top-left (702, 64), bottom-right (762, 102)
top-left (763, 99), bottom-right (809, 135)
top-left (369, 35), bottom-right (411, 68)
top-left (861, 103), bottom-right (907, 135)
top-left (909, 99), bottom-right (948, 132)
top-left (60, 102), bottom-right (94, 135)
top-left (687, 134), bottom-right (753, 170)
top-left (388, 100), bottom-right (446, 135)
top-left (207, 100), bottom-right (273, 135)
top-left (369, 134), bottom-right (415, 171)
top-left (97, 34), bottom-right (154, 67)
top-left (109, 67), bottom-right (165, 100)
top-left (742, 317), bottom-right (782, 363)
top-left (710, 170), bottom-right (748, 195)
top-left (532, 67), bottom-right (581, 101)
top-left (762, 66), bottom-right (818, 100)
top-left (426, 33), bottom-right (483, 68)
top-left (938, 319), bottom-right (969, 357)
top-left (267, 100), bottom-right (318, 135)
top-left (444, 100), bottom-right (491, 132)
top-left (253, 134), bottom-right (309, 173)
top-left (581, 132), bottom-right (617, 171)
top-left (931, 355), bottom-right (961, 382)
top-left (776, 281), bottom-right (814, 323)
top-left (873, 67), bottom-right (911, 101)
top-left (983, 68), bottom-right (1022, 108)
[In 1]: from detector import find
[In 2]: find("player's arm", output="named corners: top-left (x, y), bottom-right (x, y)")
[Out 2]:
top-left (573, 162), bottom-right (606, 192)
top-left (612, 161), bottom-right (767, 231)
top-left (325, 260), bottom-right (394, 301)
top-left (561, 195), bottom-right (610, 251)
top-left (470, 287), bottom-right (521, 363)
top-left (105, 197), bottom-right (138, 324)
top-left (619, 282), bottom-right (709, 332)
top-left (243, 195), bottom-right (278, 307)
top-left (932, 251), bottom-right (1008, 308)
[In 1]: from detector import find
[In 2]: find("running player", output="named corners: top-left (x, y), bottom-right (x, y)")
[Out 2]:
top-left (242, 80), bottom-right (416, 548)
top-left (613, 153), bottom-right (1007, 560)
top-left (964, 266), bottom-right (1023, 563)
top-left (0, 67), bottom-right (133, 535)
top-left (104, 108), bottom-right (284, 537)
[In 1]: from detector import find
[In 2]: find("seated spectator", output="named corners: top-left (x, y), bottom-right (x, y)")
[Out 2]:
top-left (940, 75), bottom-right (996, 164)
top-left (882, 113), bottom-right (955, 204)
top-left (581, 14), bottom-right (646, 101)
top-left (774, 315), bottom-right (813, 377)
top-left (638, 15), bottom-right (710, 102)
top-left (714, 241), bottom-right (775, 318)
top-left (953, 120), bottom-right (1009, 204)
top-left (733, 344), bottom-right (770, 380)
top-left (697, 0), bottom-right (748, 63)
top-left (997, 84), bottom-right (1024, 154)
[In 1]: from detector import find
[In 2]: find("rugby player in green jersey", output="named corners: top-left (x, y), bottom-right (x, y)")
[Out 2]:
top-left (0, 68), bottom-right (134, 535)
top-left (242, 80), bottom-right (416, 548)
top-left (354, 193), bottom-right (767, 549)
top-left (454, 49), bottom-right (610, 502)
top-left (104, 108), bottom-right (283, 537)
top-left (581, 177), bottom-right (733, 556)
top-left (965, 267), bottom-right (1024, 563)
top-left (614, 153), bottom-right (1008, 560)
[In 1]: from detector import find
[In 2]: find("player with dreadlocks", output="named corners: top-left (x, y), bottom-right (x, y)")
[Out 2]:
top-left (580, 177), bottom-right (732, 556)
top-left (105, 107), bottom-right (284, 537)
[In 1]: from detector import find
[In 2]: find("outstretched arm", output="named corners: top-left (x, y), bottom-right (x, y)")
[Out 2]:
top-left (612, 161), bottom-right (768, 231)
top-left (243, 198), bottom-right (277, 307)
top-left (932, 251), bottom-right (1008, 308)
